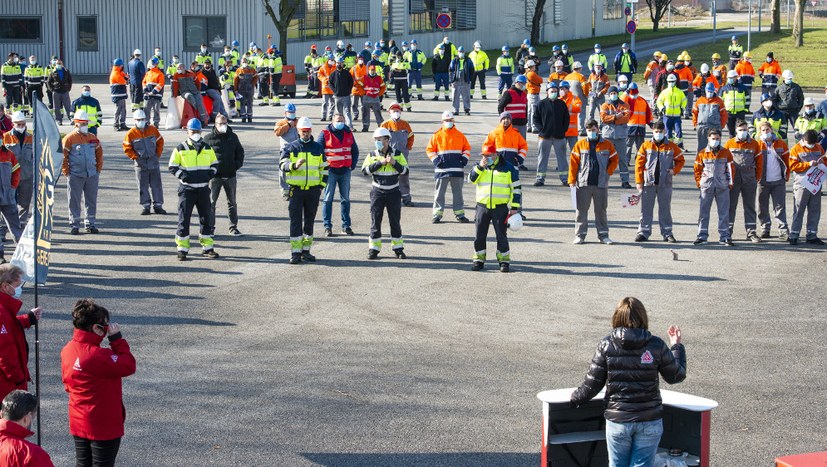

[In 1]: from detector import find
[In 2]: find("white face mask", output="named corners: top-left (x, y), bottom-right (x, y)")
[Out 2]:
top-left (78, 125), bottom-right (89, 134)
top-left (802, 142), bottom-right (814, 148)
top-left (411, 45), bottom-right (417, 50)
top-left (443, 121), bottom-right (454, 129)
top-left (761, 132), bottom-right (773, 141)
top-left (190, 133), bottom-right (202, 142)
top-left (737, 130), bottom-right (749, 140)
top-left (216, 124), bottom-right (228, 133)
top-left (763, 102), bottom-right (772, 110)
top-left (709, 139), bottom-right (721, 149)
top-left (653, 132), bottom-right (665, 142)
top-left (14, 125), bottom-right (25, 133)
top-left (391, 111), bottom-right (401, 120)
top-left (767, 57), bottom-right (772, 63)
top-left (136, 121), bottom-right (146, 129)
top-left (82, 91), bottom-right (91, 97)
top-left (706, 91), bottom-right (715, 98)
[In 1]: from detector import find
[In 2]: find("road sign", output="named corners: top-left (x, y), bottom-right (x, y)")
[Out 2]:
top-left (625, 6), bottom-right (632, 16)
top-left (436, 13), bottom-right (452, 29)
top-left (811, 0), bottom-right (817, 6)
top-left (626, 20), bottom-right (637, 34)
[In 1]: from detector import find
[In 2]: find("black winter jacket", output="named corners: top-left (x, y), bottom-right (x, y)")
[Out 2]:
top-left (534, 97), bottom-right (570, 139)
top-left (571, 327), bottom-right (686, 423)
top-left (329, 69), bottom-right (354, 97)
top-left (431, 53), bottom-right (451, 74)
top-left (203, 126), bottom-right (245, 178)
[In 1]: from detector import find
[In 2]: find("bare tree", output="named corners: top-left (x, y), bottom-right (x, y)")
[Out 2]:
top-left (645, 0), bottom-right (673, 31)
top-left (529, 0), bottom-right (548, 45)
top-left (263, 0), bottom-right (301, 61)
top-left (770, 0), bottom-right (782, 33)
top-left (792, 0), bottom-right (806, 46)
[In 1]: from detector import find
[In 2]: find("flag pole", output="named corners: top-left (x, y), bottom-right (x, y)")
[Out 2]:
top-left (32, 94), bottom-right (42, 446)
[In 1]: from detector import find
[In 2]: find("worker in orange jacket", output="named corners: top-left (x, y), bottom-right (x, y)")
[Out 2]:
top-left (583, 63), bottom-right (609, 127)
top-left (757, 52), bottom-right (782, 96)
top-left (693, 64), bottom-right (720, 95)
top-left (0, 146), bottom-right (21, 260)
top-left (787, 129), bottom-right (826, 245)
top-left (426, 111), bottom-right (471, 223)
top-left (642, 52), bottom-right (662, 103)
top-left (141, 57), bottom-right (165, 127)
top-left (482, 112), bottom-right (528, 170)
top-left (634, 120), bottom-right (685, 242)
top-left (525, 61), bottom-right (544, 133)
top-left (569, 119), bottom-right (618, 245)
top-left (724, 119), bottom-right (763, 242)
top-left (623, 83), bottom-right (652, 185)
top-left (547, 60), bottom-right (568, 85)
top-left (693, 128), bottom-right (735, 246)
top-left (755, 120), bottom-right (790, 240)
top-left (600, 86), bottom-right (631, 187)
top-left (318, 55), bottom-right (336, 121)
top-left (122, 109), bottom-right (165, 215)
top-left (735, 52), bottom-right (756, 111)
top-left (380, 102), bottom-right (416, 206)
top-left (560, 81), bottom-right (582, 151)
top-left (109, 59), bottom-right (129, 131)
top-left (693, 82), bottom-right (728, 153)
top-left (350, 56), bottom-right (367, 122)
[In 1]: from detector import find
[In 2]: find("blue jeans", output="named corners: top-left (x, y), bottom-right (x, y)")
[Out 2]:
top-left (322, 170), bottom-right (352, 229)
top-left (606, 419), bottom-right (663, 467)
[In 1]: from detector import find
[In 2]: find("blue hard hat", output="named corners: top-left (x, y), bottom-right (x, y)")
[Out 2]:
top-left (374, 42), bottom-right (381, 48)
top-left (705, 82), bottom-right (716, 92)
top-left (594, 43), bottom-right (601, 48)
top-left (629, 82), bottom-right (639, 91)
top-left (522, 39), bottom-right (530, 45)
top-left (502, 46), bottom-right (509, 52)
top-left (150, 57), bottom-right (159, 65)
top-left (515, 75), bottom-right (527, 84)
top-left (731, 35), bottom-right (738, 41)
top-left (761, 93), bottom-right (773, 102)
top-left (186, 118), bottom-right (202, 131)
top-left (113, 58), bottom-right (124, 66)
top-left (249, 42), bottom-right (257, 48)
top-left (457, 46), bottom-right (464, 52)
top-left (372, 49), bottom-right (381, 56)
top-left (401, 41), bottom-right (408, 46)
top-left (559, 80), bottom-right (571, 89)
top-left (232, 40), bottom-right (239, 47)
top-left (438, 43), bottom-right (445, 49)
top-left (552, 45), bottom-right (560, 52)
top-left (547, 81), bottom-right (559, 89)
top-left (365, 41), bottom-right (372, 47)
top-left (285, 103), bottom-right (297, 112)
top-left (562, 44), bottom-right (569, 50)
top-left (622, 43), bottom-right (629, 48)
top-left (528, 46), bottom-right (535, 53)
top-left (336, 56), bottom-right (344, 63)
top-left (411, 39), bottom-right (417, 44)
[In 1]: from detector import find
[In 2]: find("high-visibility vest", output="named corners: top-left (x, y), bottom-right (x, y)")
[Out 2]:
top-left (24, 65), bottom-right (46, 86)
top-left (283, 146), bottom-right (326, 188)
top-left (497, 56), bottom-right (514, 75)
top-left (657, 87), bottom-right (687, 117)
top-left (361, 150), bottom-right (409, 190)
top-left (1, 63), bottom-right (22, 86)
top-left (322, 129), bottom-right (354, 169)
top-left (505, 88), bottom-right (527, 120)
top-left (469, 50), bottom-right (489, 71)
top-left (471, 163), bottom-right (520, 209)
top-left (169, 140), bottom-right (218, 189)
top-left (720, 85), bottom-right (746, 113)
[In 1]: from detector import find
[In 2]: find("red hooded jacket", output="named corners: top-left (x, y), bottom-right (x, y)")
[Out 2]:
top-left (0, 293), bottom-right (33, 401)
top-left (0, 419), bottom-right (54, 466)
top-left (61, 329), bottom-right (136, 440)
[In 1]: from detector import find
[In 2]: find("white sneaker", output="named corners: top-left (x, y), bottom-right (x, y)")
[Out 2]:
top-left (573, 236), bottom-right (585, 245)
top-left (600, 237), bottom-right (615, 245)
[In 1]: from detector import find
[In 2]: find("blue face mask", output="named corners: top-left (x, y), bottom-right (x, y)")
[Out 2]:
top-left (587, 131), bottom-right (598, 141)
top-left (333, 121), bottom-right (345, 131)
top-left (13, 284), bottom-right (22, 299)
top-left (82, 91), bottom-right (91, 97)
top-left (486, 156), bottom-right (495, 166)
top-left (374, 140), bottom-right (384, 150)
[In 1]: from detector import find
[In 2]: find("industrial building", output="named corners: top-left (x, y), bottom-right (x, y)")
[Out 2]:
top-left (1, 0), bottom-right (626, 74)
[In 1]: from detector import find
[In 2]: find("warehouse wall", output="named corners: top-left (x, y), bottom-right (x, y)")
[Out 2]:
top-left (0, 1), bottom-right (60, 64)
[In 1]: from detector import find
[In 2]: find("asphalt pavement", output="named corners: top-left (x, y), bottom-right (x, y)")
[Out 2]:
top-left (24, 71), bottom-right (827, 467)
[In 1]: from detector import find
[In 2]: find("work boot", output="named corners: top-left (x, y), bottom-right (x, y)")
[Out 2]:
top-left (622, 182), bottom-right (633, 189)
top-left (693, 237), bottom-right (706, 245)
top-left (807, 237), bottom-right (825, 245)
top-left (418, 96), bottom-right (424, 101)
top-left (664, 235), bottom-right (677, 243)
top-left (432, 215), bottom-right (442, 224)
top-left (229, 227), bottom-right (243, 236)
top-left (533, 179), bottom-right (544, 187)
top-left (395, 249), bottom-right (407, 259)
top-left (289, 253), bottom-right (302, 264)
top-left (482, 96), bottom-right (487, 100)
top-left (141, 207), bottom-right (151, 215)
top-left (634, 234), bottom-right (647, 242)
top-left (444, 96), bottom-right (449, 101)
top-left (721, 238), bottom-right (736, 247)
top-left (760, 231), bottom-right (771, 239)
top-left (788, 237), bottom-right (798, 245)
top-left (154, 207), bottom-right (167, 215)
top-left (70, 228), bottom-right (80, 235)
top-left (202, 249), bottom-right (220, 259)
top-left (177, 251), bottom-right (188, 261)
top-left (600, 237), bottom-right (615, 245)
top-left (343, 227), bottom-right (354, 235)
top-left (573, 236), bottom-right (585, 245)
top-left (368, 249), bottom-right (379, 260)
top-left (499, 262), bottom-right (510, 273)
top-left (403, 200), bottom-right (415, 207)
top-left (457, 216), bottom-right (471, 223)
top-left (431, 96), bottom-right (439, 101)
top-left (518, 164), bottom-right (528, 171)
top-left (324, 228), bottom-right (334, 237)
top-left (747, 232), bottom-right (762, 243)
top-left (86, 226), bottom-right (99, 234)
top-left (471, 261), bottom-right (484, 271)
top-left (301, 251), bottom-right (316, 262)
top-left (779, 231), bottom-right (789, 241)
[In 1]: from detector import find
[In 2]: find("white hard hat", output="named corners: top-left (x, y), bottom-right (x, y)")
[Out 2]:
top-left (441, 110), bottom-right (454, 120)
top-left (373, 127), bottom-right (391, 138)
top-left (507, 213), bottom-right (524, 231)
top-left (133, 109), bottom-right (146, 120)
top-left (727, 70), bottom-right (739, 78)
top-left (474, 41), bottom-right (481, 48)
top-left (804, 97), bottom-right (816, 106)
top-left (11, 111), bottom-right (26, 123)
top-left (572, 61), bottom-right (582, 69)
top-left (297, 116), bottom-right (313, 130)
top-left (782, 69), bottom-right (794, 79)
top-left (133, 49), bottom-right (142, 56)
top-left (336, 40), bottom-right (344, 48)
top-left (667, 74), bottom-right (677, 82)
top-left (73, 109), bottom-right (90, 122)
top-left (617, 74), bottom-right (629, 82)
top-left (554, 60), bottom-right (564, 67)
top-left (700, 63), bottom-right (710, 73)
top-left (525, 60), bottom-right (536, 68)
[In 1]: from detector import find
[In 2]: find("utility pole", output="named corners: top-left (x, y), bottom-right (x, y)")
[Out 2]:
top-left (712, 0), bottom-right (718, 42)
top-left (748, 0), bottom-right (753, 51)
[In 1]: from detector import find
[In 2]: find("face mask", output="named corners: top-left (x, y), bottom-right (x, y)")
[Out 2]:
top-left (328, 61), bottom-right (334, 66)
top-left (619, 83), bottom-right (628, 90)
top-left (728, 78), bottom-right (735, 85)
top-left (737, 130), bottom-right (749, 140)
top-left (709, 139), bottom-right (721, 149)
top-left (559, 89), bottom-right (567, 98)
top-left (485, 156), bottom-right (495, 166)
top-left (13, 284), bottom-right (22, 300)
top-left (380, 42), bottom-right (386, 47)
top-left (391, 111), bottom-right (401, 120)
top-left (201, 48), bottom-right (208, 53)
top-left (443, 39), bottom-right (449, 44)
top-left (374, 140), bottom-right (384, 150)
top-left (155, 51), bottom-right (161, 57)
top-left (706, 91), bottom-right (715, 98)
top-left (761, 132), bottom-right (773, 141)
top-left (82, 90), bottom-right (91, 97)
top-left (29, 60), bottom-right (36, 65)
top-left (609, 94), bottom-right (618, 102)
top-left (549, 92), bottom-right (558, 99)
top-left (190, 133), bottom-right (202, 142)
top-left (587, 131), bottom-right (598, 140)
top-left (766, 57), bottom-right (772, 63)
top-left (172, 58), bottom-right (179, 64)
top-left (411, 45), bottom-right (417, 50)
top-left (784, 79), bottom-right (792, 84)
top-left (78, 125), bottom-right (89, 134)
top-left (216, 124), bottom-right (228, 133)
top-left (595, 49), bottom-right (601, 54)
top-left (515, 84), bottom-right (525, 91)
top-left (653, 132), bottom-right (665, 142)
top-left (13, 58), bottom-right (18, 64)
top-left (806, 108), bottom-right (816, 116)
top-left (458, 53), bottom-right (464, 58)
top-left (56, 65), bottom-right (63, 70)
top-left (300, 135), bottom-right (312, 143)
top-left (333, 121), bottom-right (345, 130)
top-left (368, 71), bottom-right (376, 76)
top-left (666, 65), bottom-right (674, 71)
top-left (763, 102), bottom-right (773, 110)
top-left (443, 121), bottom-right (454, 129)
top-left (14, 125), bottom-right (25, 133)
top-left (594, 68), bottom-right (602, 74)
top-left (629, 92), bottom-right (637, 99)
top-left (136, 121), bottom-right (146, 129)
top-left (668, 82), bottom-right (675, 88)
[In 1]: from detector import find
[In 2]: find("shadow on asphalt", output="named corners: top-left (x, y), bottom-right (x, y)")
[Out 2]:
top-left (39, 311), bottom-right (235, 327)
top-left (300, 452), bottom-right (539, 466)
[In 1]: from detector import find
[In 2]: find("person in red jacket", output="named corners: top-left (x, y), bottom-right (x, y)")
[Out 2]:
top-left (0, 390), bottom-right (54, 466)
top-left (0, 264), bottom-right (41, 402)
top-left (61, 299), bottom-right (136, 467)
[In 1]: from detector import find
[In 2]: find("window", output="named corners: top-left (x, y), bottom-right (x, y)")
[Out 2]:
top-left (408, 0), bottom-right (476, 33)
top-left (383, 0), bottom-right (390, 38)
top-left (0, 17), bottom-right (41, 42)
top-left (341, 20), bottom-right (369, 38)
top-left (77, 16), bottom-right (98, 51)
top-left (183, 16), bottom-right (227, 51)
top-left (287, 1), bottom-right (369, 42)
top-left (603, 0), bottom-right (623, 20)
top-left (553, 0), bottom-right (562, 25)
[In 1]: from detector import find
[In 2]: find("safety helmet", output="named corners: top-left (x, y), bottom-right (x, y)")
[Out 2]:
top-left (727, 70), bottom-right (739, 78)
top-left (285, 103), bottom-right (297, 112)
top-left (711, 53), bottom-right (721, 59)
top-left (761, 93), bottom-right (773, 103)
top-left (372, 49), bottom-right (381, 57)
top-left (562, 44), bottom-right (569, 51)
top-left (659, 54), bottom-right (668, 61)
top-left (677, 53), bottom-right (685, 61)
top-left (133, 49), bottom-right (142, 56)
top-left (311, 45), bottom-right (317, 50)
top-left (499, 111), bottom-right (512, 120)
top-left (743, 51), bottom-right (753, 59)
top-left (515, 75), bottom-right (527, 84)
top-left (186, 118), bottom-right (202, 131)
top-left (782, 69), bottom-right (794, 79)
top-left (700, 63), bottom-right (710, 73)
top-left (502, 46), bottom-right (509, 52)
top-left (507, 213), bottom-right (523, 231)
top-left (267, 48), bottom-right (275, 54)
top-left (388, 102), bottom-right (402, 111)
top-left (607, 85), bottom-right (618, 94)
top-left (705, 82), bottom-right (716, 92)
top-left (297, 117), bottom-right (313, 130)
top-left (150, 57), bottom-right (159, 65)
top-left (731, 35), bottom-right (738, 41)
top-left (622, 43), bottom-right (629, 49)
top-left (374, 42), bottom-right (381, 48)
top-left (232, 40), bottom-right (239, 47)
top-left (133, 109), bottom-right (146, 120)
top-left (666, 74), bottom-right (677, 82)
top-left (804, 97), bottom-right (816, 106)
top-left (554, 60), bottom-right (564, 68)
top-left (572, 61), bottom-right (582, 69)
top-left (629, 82), bottom-right (638, 91)
top-left (441, 110), bottom-right (454, 120)
top-left (594, 43), bottom-right (601, 49)
top-left (73, 109), bottom-right (90, 122)
top-left (373, 127), bottom-right (391, 138)
top-left (336, 40), bottom-right (344, 48)
top-left (617, 74), bottom-right (629, 82)
top-left (113, 58), bottom-right (124, 66)
top-left (364, 41), bottom-right (372, 47)
top-left (457, 46), bottom-right (465, 52)
top-left (250, 42), bottom-right (257, 49)
top-left (402, 41), bottom-right (408, 46)
top-left (525, 60), bottom-right (536, 68)
top-left (654, 51), bottom-right (662, 58)
top-left (559, 81), bottom-right (571, 89)
top-left (683, 54), bottom-right (691, 61)
top-left (474, 41), bottom-right (481, 48)
top-left (552, 45), bottom-right (560, 52)
top-left (522, 39), bottom-right (530, 45)
top-left (325, 46), bottom-right (332, 51)
top-left (11, 111), bottom-right (26, 123)
top-left (528, 46), bottom-right (536, 53)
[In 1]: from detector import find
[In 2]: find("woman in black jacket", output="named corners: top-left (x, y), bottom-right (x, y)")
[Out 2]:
top-left (570, 297), bottom-right (686, 467)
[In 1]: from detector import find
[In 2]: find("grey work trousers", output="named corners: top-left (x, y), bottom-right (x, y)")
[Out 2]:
top-left (433, 177), bottom-right (465, 217)
top-left (321, 94), bottom-right (335, 120)
top-left (757, 181), bottom-right (788, 235)
top-left (210, 176), bottom-right (238, 232)
top-left (0, 204), bottom-right (21, 256)
top-left (114, 99), bottom-right (127, 127)
top-left (143, 98), bottom-right (161, 126)
top-left (399, 173), bottom-right (412, 202)
top-left (134, 165), bottom-right (164, 209)
top-left (334, 95), bottom-right (353, 128)
top-left (638, 185), bottom-right (674, 238)
top-left (361, 100), bottom-right (382, 130)
top-left (515, 124), bottom-right (527, 140)
top-left (586, 95), bottom-right (606, 125)
top-left (729, 177), bottom-right (758, 236)
top-left (452, 82), bottom-right (471, 113)
top-left (611, 137), bottom-right (629, 183)
top-left (351, 95), bottom-right (363, 121)
top-left (625, 135), bottom-right (645, 181)
top-left (67, 174), bottom-right (99, 228)
top-left (575, 185), bottom-right (609, 239)
top-left (53, 92), bottom-right (72, 123)
top-left (527, 93), bottom-right (541, 131)
top-left (536, 137), bottom-right (568, 183)
top-left (697, 186), bottom-right (730, 241)
top-left (790, 186), bottom-right (821, 240)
